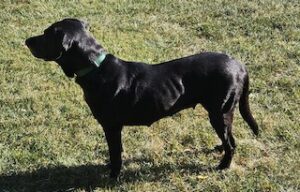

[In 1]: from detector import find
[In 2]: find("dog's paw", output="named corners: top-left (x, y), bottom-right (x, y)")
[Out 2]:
top-left (109, 171), bottom-right (121, 182)
top-left (216, 159), bottom-right (231, 170)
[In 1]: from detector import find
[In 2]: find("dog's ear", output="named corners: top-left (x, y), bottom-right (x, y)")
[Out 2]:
top-left (62, 33), bottom-right (73, 51)
top-left (53, 27), bottom-right (74, 51)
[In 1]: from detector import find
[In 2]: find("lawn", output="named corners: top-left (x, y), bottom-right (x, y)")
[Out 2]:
top-left (0, 0), bottom-right (299, 191)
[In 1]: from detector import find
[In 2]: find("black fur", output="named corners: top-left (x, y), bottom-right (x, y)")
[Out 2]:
top-left (26, 18), bottom-right (259, 178)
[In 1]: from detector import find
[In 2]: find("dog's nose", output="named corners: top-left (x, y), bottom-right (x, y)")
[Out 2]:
top-left (25, 38), bottom-right (30, 47)
top-left (25, 37), bottom-right (33, 47)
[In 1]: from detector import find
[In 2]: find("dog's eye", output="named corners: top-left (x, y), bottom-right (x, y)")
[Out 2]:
top-left (43, 27), bottom-right (56, 36)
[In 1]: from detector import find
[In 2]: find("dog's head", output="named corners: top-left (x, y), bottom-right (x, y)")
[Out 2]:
top-left (25, 18), bottom-right (101, 77)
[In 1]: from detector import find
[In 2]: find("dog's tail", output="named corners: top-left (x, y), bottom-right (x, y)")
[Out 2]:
top-left (239, 73), bottom-right (259, 136)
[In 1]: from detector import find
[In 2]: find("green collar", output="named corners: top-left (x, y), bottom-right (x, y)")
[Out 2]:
top-left (94, 52), bottom-right (107, 67)
top-left (76, 52), bottom-right (106, 77)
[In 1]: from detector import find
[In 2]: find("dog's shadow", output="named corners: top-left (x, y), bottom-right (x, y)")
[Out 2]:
top-left (0, 157), bottom-right (213, 191)
top-left (0, 164), bottom-right (110, 192)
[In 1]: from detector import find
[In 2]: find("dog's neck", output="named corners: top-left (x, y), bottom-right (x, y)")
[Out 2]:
top-left (55, 45), bottom-right (107, 78)
top-left (75, 51), bottom-right (107, 77)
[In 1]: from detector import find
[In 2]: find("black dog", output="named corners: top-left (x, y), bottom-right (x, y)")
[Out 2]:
top-left (25, 18), bottom-right (259, 178)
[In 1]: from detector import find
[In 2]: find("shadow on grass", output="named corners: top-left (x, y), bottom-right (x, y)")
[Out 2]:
top-left (0, 158), bottom-right (213, 191)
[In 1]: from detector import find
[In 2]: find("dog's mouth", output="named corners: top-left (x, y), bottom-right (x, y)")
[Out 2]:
top-left (26, 46), bottom-right (41, 58)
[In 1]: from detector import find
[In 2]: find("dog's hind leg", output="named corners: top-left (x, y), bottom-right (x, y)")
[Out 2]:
top-left (213, 109), bottom-right (236, 153)
top-left (210, 90), bottom-right (237, 153)
top-left (103, 126), bottom-right (123, 179)
top-left (225, 110), bottom-right (236, 149)
top-left (209, 111), bottom-right (235, 169)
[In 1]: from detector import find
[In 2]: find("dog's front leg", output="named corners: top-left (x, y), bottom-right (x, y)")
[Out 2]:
top-left (103, 125), bottom-right (123, 179)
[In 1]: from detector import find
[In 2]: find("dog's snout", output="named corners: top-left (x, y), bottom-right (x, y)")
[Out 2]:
top-left (25, 36), bottom-right (44, 58)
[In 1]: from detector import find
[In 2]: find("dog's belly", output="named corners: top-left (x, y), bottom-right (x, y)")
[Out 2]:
top-left (122, 103), bottom-right (196, 126)
top-left (121, 94), bottom-right (199, 126)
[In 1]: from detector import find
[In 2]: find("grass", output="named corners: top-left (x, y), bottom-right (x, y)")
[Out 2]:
top-left (0, 0), bottom-right (299, 191)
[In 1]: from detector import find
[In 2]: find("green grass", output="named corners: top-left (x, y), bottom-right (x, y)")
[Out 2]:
top-left (0, 0), bottom-right (299, 191)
